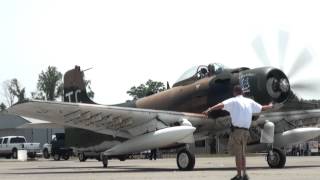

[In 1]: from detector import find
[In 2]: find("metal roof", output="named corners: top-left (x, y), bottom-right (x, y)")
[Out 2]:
top-left (0, 113), bottom-right (28, 129)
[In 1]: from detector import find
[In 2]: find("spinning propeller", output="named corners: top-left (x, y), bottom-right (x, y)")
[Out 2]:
top-left (252, 31), bottom-right (319, 99)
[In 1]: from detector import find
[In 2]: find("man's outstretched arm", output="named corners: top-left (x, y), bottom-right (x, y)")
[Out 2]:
top-left (203, 103), bottom-right (224, 115)
top-left (261, 103), bottom-right (274, 111)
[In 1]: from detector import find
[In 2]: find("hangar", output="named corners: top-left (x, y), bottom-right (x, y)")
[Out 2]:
top-left (0, 112), bottom-right (63, 146)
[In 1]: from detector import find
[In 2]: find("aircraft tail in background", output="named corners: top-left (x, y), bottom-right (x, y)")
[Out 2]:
top-left (63, 66), bottom-right (96, 104)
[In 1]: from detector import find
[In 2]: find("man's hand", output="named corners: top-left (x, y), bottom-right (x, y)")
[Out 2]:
top-left (262, 102), bottom-right (284, 111)
top-left (203, 108), bottom-right (211, 116)
top-left (272, 102), bottom-right (284, 110)
top-left (262, 102), bottom-right (273, 111)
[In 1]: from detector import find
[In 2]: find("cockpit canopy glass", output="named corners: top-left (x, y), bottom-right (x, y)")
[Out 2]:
top-left (174, 63), bottom-right (226, 86)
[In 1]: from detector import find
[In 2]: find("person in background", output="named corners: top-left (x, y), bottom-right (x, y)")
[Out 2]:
top-left (149, 148), bottom-right (157, 160)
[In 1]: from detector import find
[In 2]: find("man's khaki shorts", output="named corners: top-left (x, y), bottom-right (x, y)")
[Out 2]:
top-left (228, 129), bottom-right (250, 156)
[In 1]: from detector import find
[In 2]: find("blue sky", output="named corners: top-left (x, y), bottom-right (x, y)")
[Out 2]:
top-left (1, 0), bottom-right (320, 105)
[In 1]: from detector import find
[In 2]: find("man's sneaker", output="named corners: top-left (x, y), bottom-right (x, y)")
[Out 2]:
top-left (243, 174), bottom-right (249, 180)
top-left (230, 175), bottom-right (242, 180)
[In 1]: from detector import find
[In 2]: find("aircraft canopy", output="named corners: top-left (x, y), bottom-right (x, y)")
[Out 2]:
top-left (173, 63), bottom-right (225, 87)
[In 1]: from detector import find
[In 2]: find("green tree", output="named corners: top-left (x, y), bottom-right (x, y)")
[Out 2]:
top-left (2, 80), bottom-right (15, 106)
top-left (8, 78), bottom-right (26, 103)
top-left (127, 79), bottom-right (166, 100)
top-left (0, 102), bottom-right (6, 111)
top-left (85, 80), bottom-right (95, 99)
top-left (37, 66), bottom-right (62, 101)
top-left (2, 79), bottom-right (26, 105)
top-left (31, 91), bottom-right (45, 100)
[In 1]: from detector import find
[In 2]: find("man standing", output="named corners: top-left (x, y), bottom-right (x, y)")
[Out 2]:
top-left (203, 85), bottom-right (273, 180)
top-left (149, 148), bottom-right (157, 160)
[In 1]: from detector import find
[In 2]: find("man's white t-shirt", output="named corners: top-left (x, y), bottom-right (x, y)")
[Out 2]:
top-left (222, 95), bottom-right (262, 129)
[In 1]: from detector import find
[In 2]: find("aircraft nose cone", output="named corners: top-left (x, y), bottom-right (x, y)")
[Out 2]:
top-left (266, 68), bottom-right (291, 103)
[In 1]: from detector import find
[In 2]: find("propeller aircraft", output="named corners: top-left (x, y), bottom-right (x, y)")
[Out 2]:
top-left (7, 32), bottom-right (320, 170)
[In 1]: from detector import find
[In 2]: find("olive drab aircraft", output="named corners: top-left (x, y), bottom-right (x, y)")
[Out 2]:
top-left (8, 63), bottom-right (320, 171)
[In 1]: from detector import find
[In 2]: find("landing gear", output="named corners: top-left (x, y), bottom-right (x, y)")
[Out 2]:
top-left (176, 149), bottom-right (195, 171)
top-left (118, 155), bottom-right (127, 161)
top-left (78, 152), bottom-right (87, 162)
top-left (266, 148), bottom-right (286, 168)
top-left (102, 155), bottom-right (108, 168)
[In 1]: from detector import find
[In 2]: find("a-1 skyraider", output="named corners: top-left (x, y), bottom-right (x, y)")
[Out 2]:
top-left (8, 64), bottom-right (320, 171)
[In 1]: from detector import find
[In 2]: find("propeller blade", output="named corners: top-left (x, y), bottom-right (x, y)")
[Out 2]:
top-left (290, 79), bottom-right (320, 99)
top-left (252, 36), bottom-right (271, 66)
top-left (166, 81), bottom-right (170, 89)
top-left (291, 82), bottom-right (320, 91)
top-left (278, 31), bottom-right (289, 70)
top-left (287, 49), bottom-right (312, 79)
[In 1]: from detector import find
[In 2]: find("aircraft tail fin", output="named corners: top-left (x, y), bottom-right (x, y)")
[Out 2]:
top-left (64, 66), bottom-right (96, 104)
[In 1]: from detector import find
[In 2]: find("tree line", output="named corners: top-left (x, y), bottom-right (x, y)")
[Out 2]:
top-left (0, 66), bottom-right (166, 111)
top-left (0, 66), bottom-right (64, 111)
top-left (0, 66), bottom-right (93, 111)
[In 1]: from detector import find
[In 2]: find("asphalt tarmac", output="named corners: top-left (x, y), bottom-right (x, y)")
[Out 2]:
top-left (0, 155), bottom-right (320, 180)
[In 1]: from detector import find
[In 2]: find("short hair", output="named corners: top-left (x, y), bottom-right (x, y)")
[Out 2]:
top-left (233, 85), bottom-right (243, 95)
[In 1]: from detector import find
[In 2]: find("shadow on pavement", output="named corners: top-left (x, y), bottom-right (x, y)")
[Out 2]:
top-left (4, 164), bottom-right (320, 175)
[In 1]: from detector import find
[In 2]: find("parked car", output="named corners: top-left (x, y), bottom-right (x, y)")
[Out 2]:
top-left (0, 136), bottom-right (40, 159)
top-left (42, 133), bottom-right (73, 161)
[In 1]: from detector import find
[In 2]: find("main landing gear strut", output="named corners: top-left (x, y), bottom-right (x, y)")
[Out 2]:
top-left (261, 121), bottom-right (286, 168)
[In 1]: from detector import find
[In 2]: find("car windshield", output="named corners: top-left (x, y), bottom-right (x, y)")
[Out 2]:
top-left (174, 63), bottom-right (226, 85)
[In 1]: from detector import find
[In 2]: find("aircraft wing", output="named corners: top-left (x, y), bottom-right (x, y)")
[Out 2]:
top-left (8, 100), bottom-right (320, 140)
top-left (254, 109), bottom-right (320, 129)
top-left (8, 100), bottom-right (209, 139)
top-left (206, 109), bottom-right (320, 136)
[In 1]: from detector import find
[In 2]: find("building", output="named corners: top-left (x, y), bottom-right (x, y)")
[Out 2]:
top-left (0, 112), bottom-right (63, 146)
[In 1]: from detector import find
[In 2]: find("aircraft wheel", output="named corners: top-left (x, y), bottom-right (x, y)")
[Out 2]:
top-left (102, 155), bottom-right (108, 168)
top-left (176, 149), bottom-right (195, 171)
top-left (78, 152), bottom-right (87, 162)
top-left (267, 148), bottom-right (286, 168)
top-left (53, 153), bottom-right (61, 161)
top-left (118, 155), bottom-right (127, 161)
top-left (43, 149), bottom-right (50, 159)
